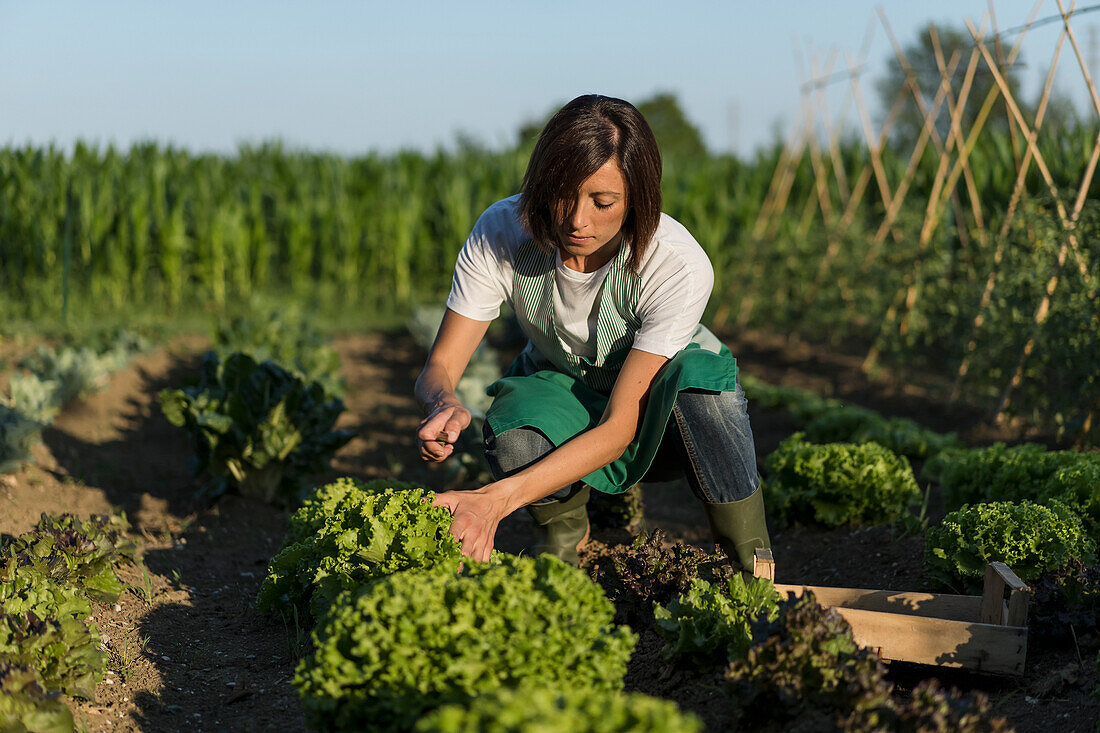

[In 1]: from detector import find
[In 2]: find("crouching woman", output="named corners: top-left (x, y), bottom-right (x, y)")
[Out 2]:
top-left (414, 94), bottom-right (770, 572)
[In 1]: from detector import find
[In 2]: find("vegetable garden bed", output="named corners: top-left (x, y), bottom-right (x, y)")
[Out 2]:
top-left (0, 328), bottom-right (1096, 731)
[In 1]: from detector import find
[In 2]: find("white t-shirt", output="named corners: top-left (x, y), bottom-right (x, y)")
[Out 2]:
top-left (445, 194), bottom-right (714, 360)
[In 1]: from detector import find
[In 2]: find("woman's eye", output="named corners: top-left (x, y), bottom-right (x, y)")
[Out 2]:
top-left (594, 201), bottom-right (613, 210)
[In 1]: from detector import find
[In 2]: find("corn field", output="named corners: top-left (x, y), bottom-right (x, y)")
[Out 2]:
top-left (1, 116), bottom-right (1098, 442)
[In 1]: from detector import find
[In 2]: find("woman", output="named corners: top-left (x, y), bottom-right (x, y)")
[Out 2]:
top-left (414, 94), bottom-right (769, 572)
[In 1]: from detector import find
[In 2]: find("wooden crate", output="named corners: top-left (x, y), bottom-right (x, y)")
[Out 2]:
top-left (752, 548), bottom-right (1031, 675)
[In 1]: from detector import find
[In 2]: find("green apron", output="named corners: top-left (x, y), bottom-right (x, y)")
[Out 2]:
top-left (484, 239), bottom-right (738, 495)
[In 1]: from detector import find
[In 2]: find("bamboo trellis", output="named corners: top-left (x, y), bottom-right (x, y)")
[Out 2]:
top-left (752, 0), bottom-right (1099, 428)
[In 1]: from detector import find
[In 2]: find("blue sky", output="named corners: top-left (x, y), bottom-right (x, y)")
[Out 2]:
top-left (1, 1), bottom-right (1093, 157)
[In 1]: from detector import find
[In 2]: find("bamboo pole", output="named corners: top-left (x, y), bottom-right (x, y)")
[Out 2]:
top-left (871, 47), bottom-right (966, 250)
top-left (950, 14), bottom-right (1070, 404)
top-left (967, 18), bottom-right (1098, 419)
top-left (862, 16), bottom-right (985, 372)
top-left (849, 50), bottom-right (895, 213)
top-left (809, 41), bottom-right (900, 302)
top-left (968, 19), bottom-right (1093, 289)
top-left (805, 53), bottom-right (838, 229)
top-left (753, 112), bottom-right (807, 240)
top-left (923, 1), bottom-right (1044, 247)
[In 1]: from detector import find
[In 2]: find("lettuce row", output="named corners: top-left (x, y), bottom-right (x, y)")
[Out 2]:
top-left (257, 478), bottom-right (462, 619)
top-left (294, 555), bottom-right (636, 732)
top-left (924, 500), bottom-right (1097, 593)
top-left (923, 443), bottom-right (1100, 527)
top-left (763, 433), bottom-right (921, 527)
top-left (413, 685), bottom-right (703, 733)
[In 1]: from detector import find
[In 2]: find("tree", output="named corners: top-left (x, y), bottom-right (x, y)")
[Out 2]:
top-left (516, 92), bottom-right (708, 160)
top-left (875, 23), bottom-right (1025, 151)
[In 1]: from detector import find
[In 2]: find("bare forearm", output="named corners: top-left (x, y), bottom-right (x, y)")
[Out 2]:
top-left (414, 363), bottom-right (460, 416)
top-left (490, 423), bottom-right (631, 515)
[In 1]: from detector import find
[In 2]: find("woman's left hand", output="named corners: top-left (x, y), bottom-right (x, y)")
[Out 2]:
top-left (432, 486), bottom-right (511, 562)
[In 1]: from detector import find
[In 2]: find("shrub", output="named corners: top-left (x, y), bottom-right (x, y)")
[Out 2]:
top-left (413, 685), bottom-right (703, 733)
top-left (0, 406), bottom-right (41, 475)
top-left (0, 664), bottom-right (73, 733)
top-left (654, 575), bottom-right (780, 664)
top-left (159, 351), bottom-right (355, 504)
top-left (587, 529), bottom-right (732, 627)
top-left (924, 501), bottom-right (1096, 593)
top-left (764, 433), bottom-right (921, 527)
top-left (803, 404), bottom-right (960, 460)
top-left (257, 478), bottom-right (462, 619)
top-left (294, 555), bottom-right (636, 732)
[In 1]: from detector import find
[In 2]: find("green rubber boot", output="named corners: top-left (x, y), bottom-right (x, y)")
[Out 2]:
top-left (525, 484), bottom-right (591, 567)
top-left (702, 485), bottom-right (771, 576)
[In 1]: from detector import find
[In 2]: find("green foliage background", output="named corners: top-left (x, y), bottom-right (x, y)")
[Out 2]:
top-left (2, 90), bottom-right (1098, 442)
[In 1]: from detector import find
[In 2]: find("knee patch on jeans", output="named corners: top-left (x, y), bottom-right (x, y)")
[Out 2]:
top-left (483, 424), bottom-right (556, 479)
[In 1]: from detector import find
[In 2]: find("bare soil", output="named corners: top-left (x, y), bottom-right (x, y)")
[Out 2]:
top-left (1, 328), bottom-right (1095, 732)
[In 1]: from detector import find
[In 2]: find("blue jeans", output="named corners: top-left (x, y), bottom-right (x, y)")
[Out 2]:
top-left (482, 382), bottom-right (761, 505)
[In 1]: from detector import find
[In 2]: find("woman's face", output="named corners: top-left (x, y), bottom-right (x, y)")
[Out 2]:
top-left (558, 157), bottom-right (628, 264)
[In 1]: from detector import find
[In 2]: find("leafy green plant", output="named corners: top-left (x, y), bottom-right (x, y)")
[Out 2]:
top-left (0, 405), bottom-right (41, 475)
top-left (159, 351), bottom-right (355, 504)
top-left (0, 553), bottom-right (92, 624)
top-left (725, 593), bottom-right (1008, 731)
top-left (3, 513), bottom-right (137, 604)
top-left (890, 679), bottom-right (1010, 733)
top-left (654, 575), bottom-right (780, 664)
top-left (922, 443), bottom-right (1100, 520)
top-left (18, 346), bottom-right (112, 407)
top-left (1030, 560), bottom-right (1100, 641)
top-left (803, 404), bottom-right (960, 461)
top-left (214, 306), bottom-right (345, 398)
top-left (3, 373), bottom-right (64, 424)
top-left (257, 478), bottom-right (462, 619)
top-left (294, 555), bottom-right (636, 732)
top-left (413, 685), bottom-right (703, 733)
top-left (588, 486), bottom-right (645, 533)
top-left (738, 374), bottom-right (841, 421)
top-left (925, 501), bottom-right (1096, 593)
top-left (763, 433), bottom-right (921, 527)
top-left (0, 611), bottom-right (103, 700)
top-left (587, 529), bottom-right (731, 627)
top-left (0, 664), bottom-right (74, 733)
top-left (726, 593), bottom-right (894, 731)
top-left (3, 334), bottom-right (150, 428)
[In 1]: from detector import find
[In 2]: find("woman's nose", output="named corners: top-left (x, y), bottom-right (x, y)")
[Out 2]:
top-left (570, 201), bottom-right (590, 232)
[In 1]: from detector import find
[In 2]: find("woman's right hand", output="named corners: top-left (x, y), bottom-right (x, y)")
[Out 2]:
top-left (417, 401), bottom-right (472, 462)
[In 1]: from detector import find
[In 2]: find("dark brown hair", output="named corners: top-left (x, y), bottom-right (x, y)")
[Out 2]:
top-left (519, 95), bottom-right (662, 272)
